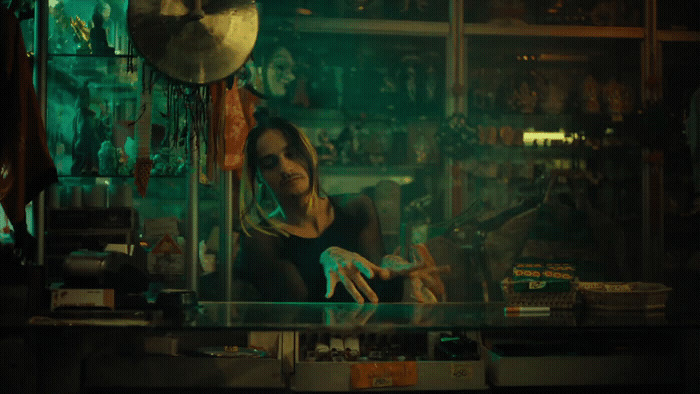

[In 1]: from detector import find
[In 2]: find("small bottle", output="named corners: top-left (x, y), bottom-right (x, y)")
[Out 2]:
top-left (315, 333), bottom-right (330, 361)
top-left (344, 336), bottom-right (360, 361)
top-left (330, 336), bottom-right (344, 362)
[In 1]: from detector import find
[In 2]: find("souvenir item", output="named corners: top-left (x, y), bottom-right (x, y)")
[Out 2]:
top-left (538, 71), bottom-right (569, 115)
top-left (89, 5), bottom-right (114, 55)
top-left (70, 15), bottom-right (91, 54)
top-left (435, 113), bottom-right (477, 158)
top-left (602, 78), bottom-right (632, 122)
top-left (511, 81), bottom-right (537, 114)
top-left (582, 75), bottom-right (601, 114)
top-left (264, 46), bottom-right (296, 98)
top-left (316, 129), bottom-right (338, 165)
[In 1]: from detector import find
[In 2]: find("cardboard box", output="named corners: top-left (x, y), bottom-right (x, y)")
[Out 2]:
top-left (51, 289), bottom-right (115, 311)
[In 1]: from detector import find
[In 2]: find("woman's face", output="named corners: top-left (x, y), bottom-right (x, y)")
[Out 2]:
top-left (256, 129), bottom-right (311, 200)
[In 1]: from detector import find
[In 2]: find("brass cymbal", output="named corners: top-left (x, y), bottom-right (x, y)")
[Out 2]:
top-left (127, 0), bottom-right (259, 84)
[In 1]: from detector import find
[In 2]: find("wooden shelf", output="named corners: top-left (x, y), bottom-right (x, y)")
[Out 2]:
top-left (267, 16), bottom-right (449, 36)
top-left (275, 17), bottom-right (647, 40)
top-left (658, 29), bottom-right (700, 42)
top-left (464, 23), bottom-right (644, 39)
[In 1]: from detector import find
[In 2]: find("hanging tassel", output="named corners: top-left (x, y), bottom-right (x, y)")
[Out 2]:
top-left (134, 64), bottom-right (153, 197)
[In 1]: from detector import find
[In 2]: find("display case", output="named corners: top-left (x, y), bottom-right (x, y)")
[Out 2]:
top-left (28, 301), bottom-right (696, 392)
top-left (31, 0), bottom-right (700, 306)
top-left (3, 2), bottom-right (697, 393)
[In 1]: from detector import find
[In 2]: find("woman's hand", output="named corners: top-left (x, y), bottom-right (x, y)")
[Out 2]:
top-left (381, 245), bottom-right (451, 303)
top-left (320, 246), bottom-right (391, 304)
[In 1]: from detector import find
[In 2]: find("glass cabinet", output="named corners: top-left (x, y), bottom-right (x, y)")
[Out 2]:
top-left (7, 2), bottom-right (699, 392)
top-left (23, 0), bottom-right (698, 297)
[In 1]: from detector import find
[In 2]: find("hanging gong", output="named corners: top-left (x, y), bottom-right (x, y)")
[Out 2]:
top-left (127, 0), bottom-right (259, 84)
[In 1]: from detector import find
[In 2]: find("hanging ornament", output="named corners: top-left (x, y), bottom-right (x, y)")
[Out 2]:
top-left (134, 64), bottom-right (153, 197)
top-left (435, 113), bottom-right (478, 159)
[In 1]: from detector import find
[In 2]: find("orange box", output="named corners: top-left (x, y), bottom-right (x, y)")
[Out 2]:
top-left (350, 361), bottom-right (417, 389)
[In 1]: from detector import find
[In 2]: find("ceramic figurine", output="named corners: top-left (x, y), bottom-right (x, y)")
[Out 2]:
top-left (602, 78), bottom-right (632, 122)
top-left (582, 75), bottom-right (601, 114)
top-left (316, 129), bottom-right (337, 165)
top-left (511, 81), bottom-right (537, 113)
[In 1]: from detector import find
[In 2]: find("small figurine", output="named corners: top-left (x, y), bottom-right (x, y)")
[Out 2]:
top-left (89, 3), bottom-right (114, 56)
top-left (71, 83), bottom-right (107, 175)
top-left (98, 139), bottom-right (117, 176)
top-left (316, 129), bottom-right (337, 165)
top-left (69, 15), bottom-right (91, 54)
top-left (602, 78), bottom-right (632, 122)
top-left (511, 81), bottom-right (537, 113)
top-left (582, 75), bottom-right (601, 114)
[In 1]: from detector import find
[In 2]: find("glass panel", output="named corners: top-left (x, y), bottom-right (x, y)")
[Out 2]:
top-left (48, 0), bottom-right (129, 55)
top-left (658, 0), bottom-right (700, 31)
top-left (467, 36), bottom-right (642, 133)
top-left (47, 55), bottom-right (141, 176)
top-left (254, 32), bottom-right (445, 120)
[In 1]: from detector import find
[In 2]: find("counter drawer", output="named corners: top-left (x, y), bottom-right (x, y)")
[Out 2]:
top-left (82, 354), bottom-right (285, 388)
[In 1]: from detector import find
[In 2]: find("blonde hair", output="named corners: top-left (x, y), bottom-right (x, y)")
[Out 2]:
top-left (239, 115), bottom-right (321, 237)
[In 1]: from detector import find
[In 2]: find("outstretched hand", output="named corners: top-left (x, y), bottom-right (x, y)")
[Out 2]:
top-left (381, 245), bottom-right (451, 303)
top-left (320, 246), bottom-right (391, 304)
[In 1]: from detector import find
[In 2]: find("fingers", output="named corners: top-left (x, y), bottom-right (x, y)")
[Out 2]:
top-left (408, 265), bottom-right (450, 303)
top-left (321, 246), bottom-right (384, 303)
top-left (411, 273), bottom-right (444, 302)
top-left (381, 254), bottom-right (423, 277)
top-left (325, 270), bottom-right (339, 299)
top-left (410, 276), bottom-right (439, 303)
top-left (350, 270), bottom-right (379, 304)
top-left (410, 277), bottom-right (426, 303)
top-left (337, 270), bottom-right (365, 304)
top-left (353, 254), bottom-right (391, 282)
top-left (420, 285), bottom-right (439, 303)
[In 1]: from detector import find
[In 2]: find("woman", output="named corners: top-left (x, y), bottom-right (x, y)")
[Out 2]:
top-left (237, 111), bottom-right (446, 303)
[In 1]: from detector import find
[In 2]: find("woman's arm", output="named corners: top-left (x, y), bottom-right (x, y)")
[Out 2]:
top-left (240, 230), bottom-right (308, 301)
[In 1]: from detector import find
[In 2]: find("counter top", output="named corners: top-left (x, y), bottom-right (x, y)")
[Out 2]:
top-left (27, 301), bottom-right (700, 331)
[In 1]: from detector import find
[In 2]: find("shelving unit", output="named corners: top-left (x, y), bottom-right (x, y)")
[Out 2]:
top-left (30, 0), bottom-right (700, 292)
top-left (11, 2), bottom-right (698, 393)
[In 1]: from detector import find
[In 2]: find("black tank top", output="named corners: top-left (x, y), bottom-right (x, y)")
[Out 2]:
top-left (279, 197), bottom-right (402, 302)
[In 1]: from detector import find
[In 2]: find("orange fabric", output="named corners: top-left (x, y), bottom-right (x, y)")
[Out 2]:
top-left (1, 7), bottom-right (57, 225)
top-left (209, 78), bottom-right (258, 175)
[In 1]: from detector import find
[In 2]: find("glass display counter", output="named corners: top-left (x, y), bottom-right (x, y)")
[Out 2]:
top-left (27, 300), bottom-right (699, 392)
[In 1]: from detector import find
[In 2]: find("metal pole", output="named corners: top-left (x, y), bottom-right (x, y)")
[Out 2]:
top-left (224, 170), bottom-right (234, 301)
top-left (34, 0), bottom-right (49, 266)
top-left (186, 127), bottom-right (200, 293)
top-left (445, 0), bottom-right (466, 220)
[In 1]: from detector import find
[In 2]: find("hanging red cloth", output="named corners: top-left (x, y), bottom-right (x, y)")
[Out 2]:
top-left (1, 7), bottom-right (58, 226)
top-left (209, 77), bottom-right (258, 176)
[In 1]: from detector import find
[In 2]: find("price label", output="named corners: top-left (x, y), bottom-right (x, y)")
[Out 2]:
top-left (371, 376), bottom-right (393, 388)
top-left (604, 284), bottom-right (632, 292)
top-left (450, 363), bottom-right (473, 380)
